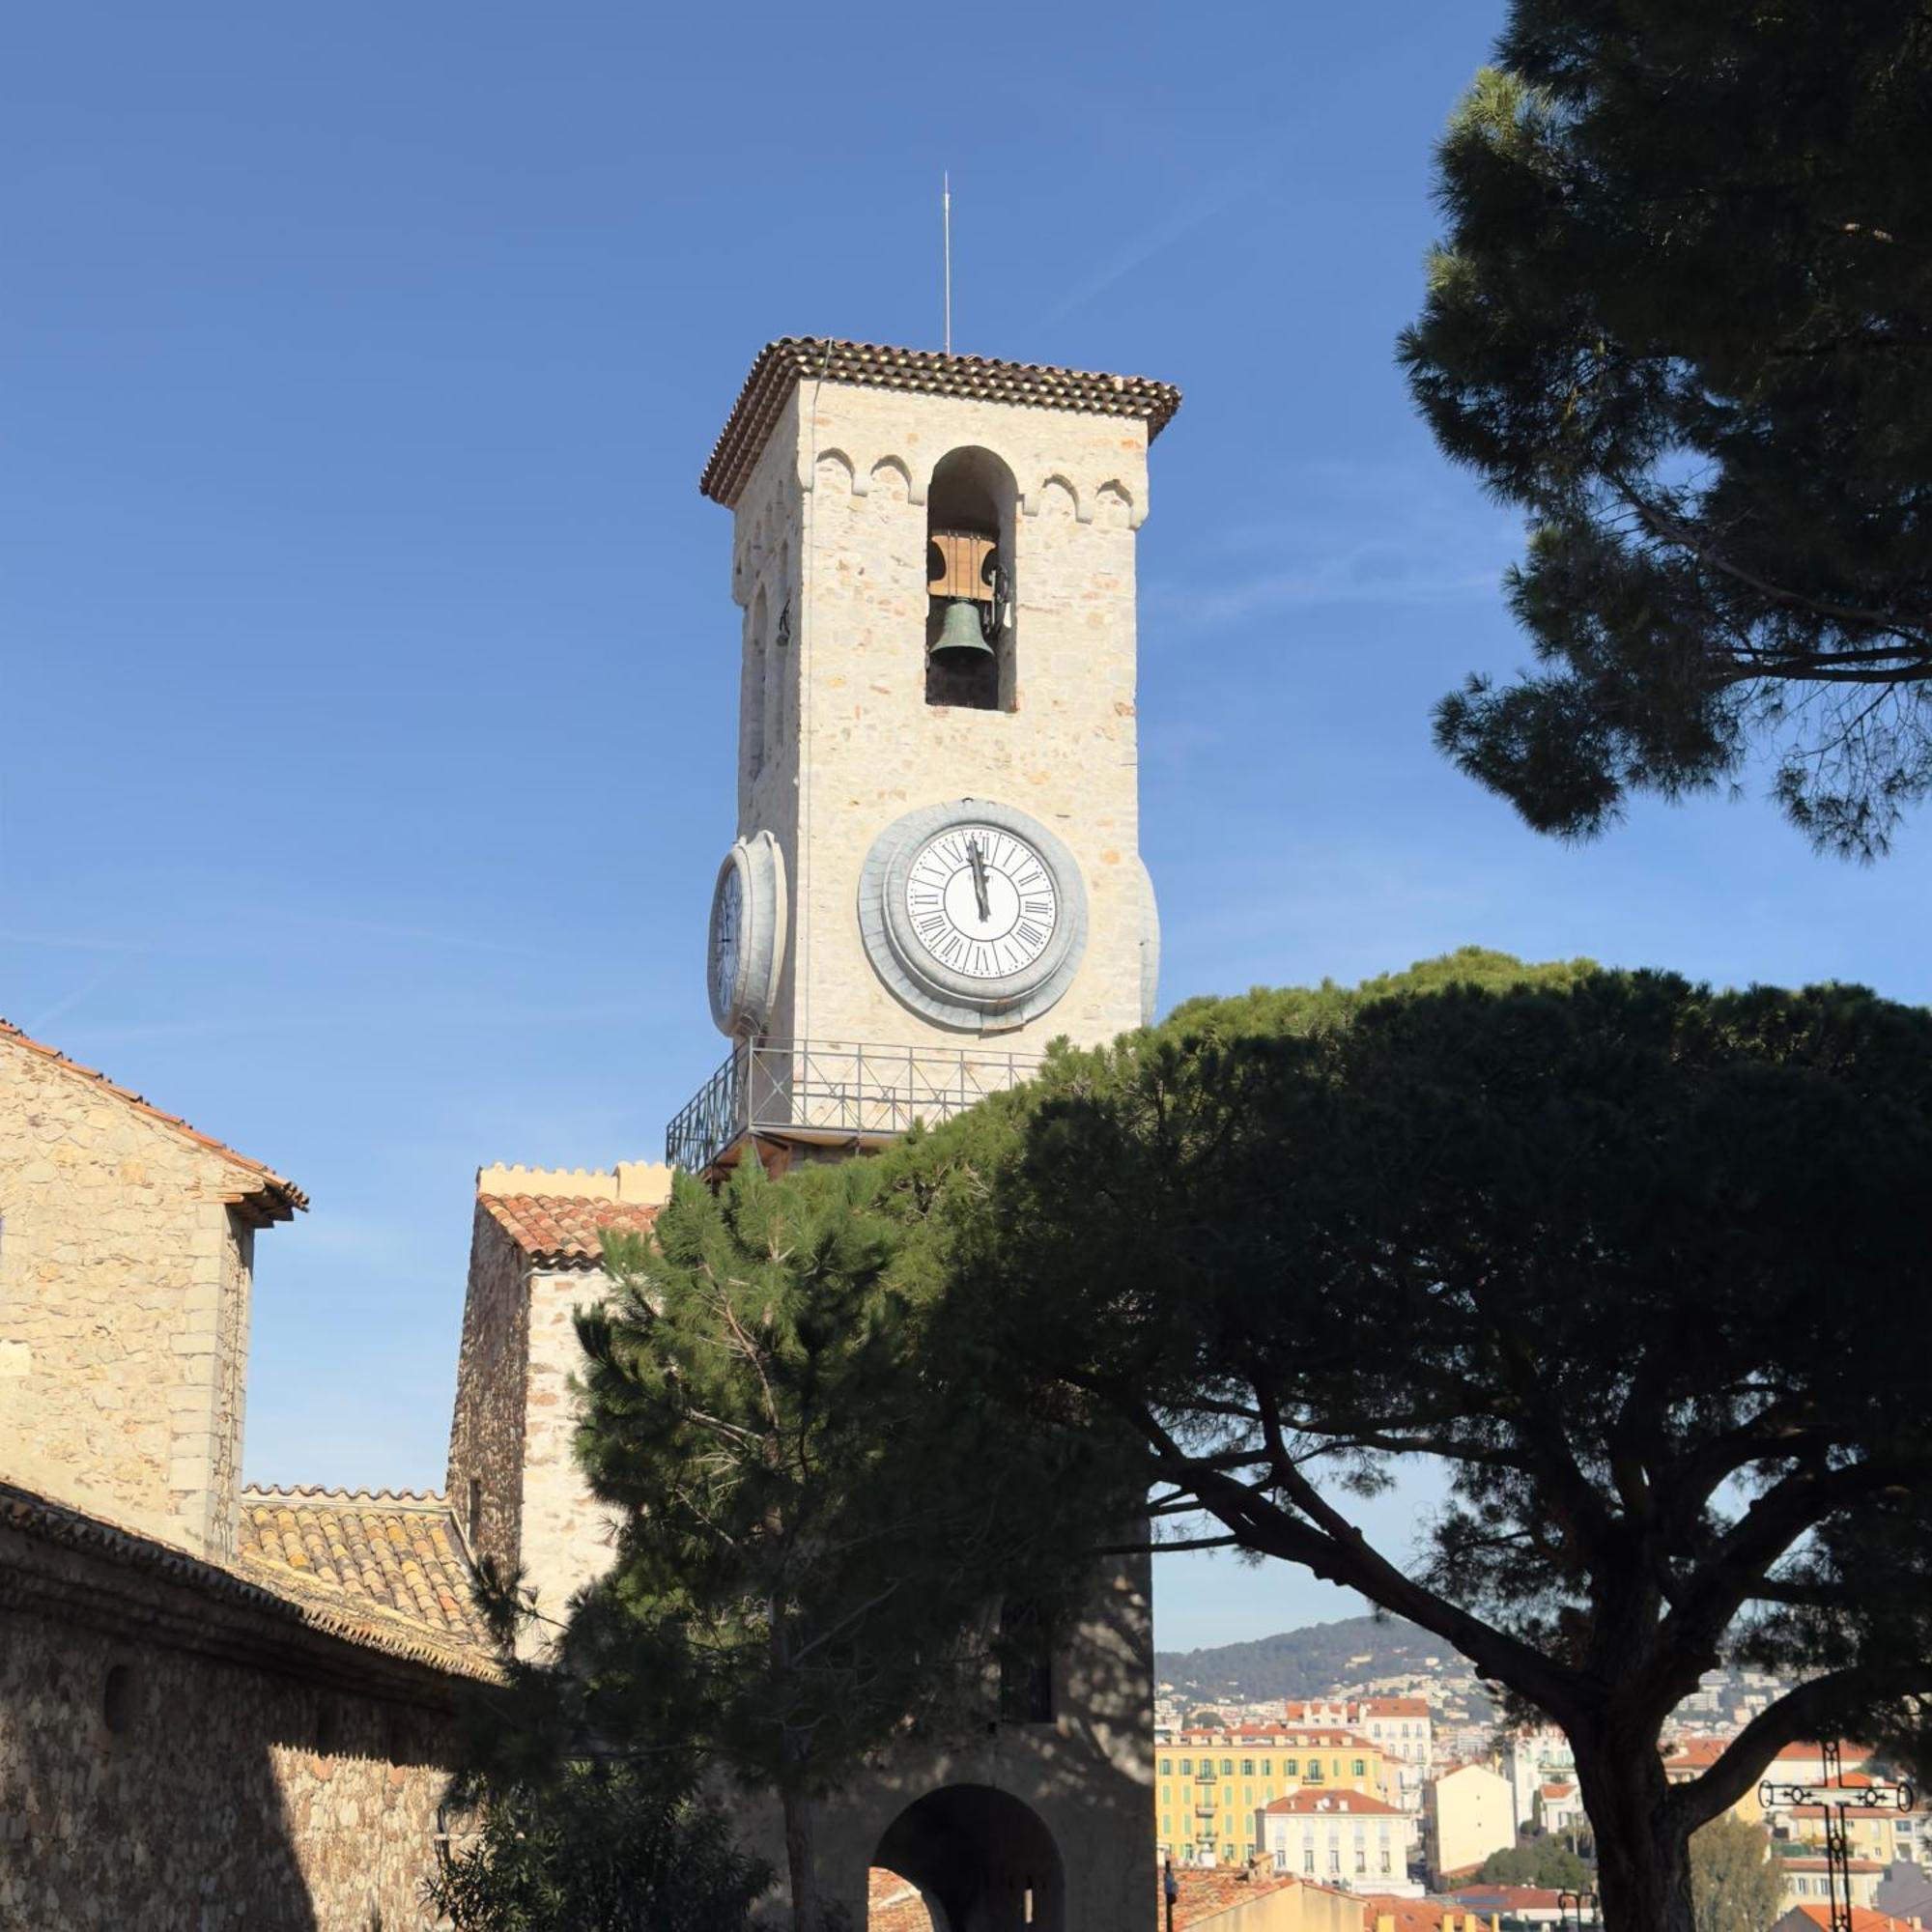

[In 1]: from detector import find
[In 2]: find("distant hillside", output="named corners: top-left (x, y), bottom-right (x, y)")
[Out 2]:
top-left (1155, 1614), bottom-right (1453, 1703)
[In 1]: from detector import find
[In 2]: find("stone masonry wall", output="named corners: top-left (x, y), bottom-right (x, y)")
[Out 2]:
top-left (732, 1550), bottom-right (1158, 1931)
top-left (442, 1206), bottom-right (527, 1579)
top-left (724, 382), bottom-right (1155, 1059)
top-left (515, 1263), bottom-right (622, 1636)
top-left (0, 1036), bottom-right (264, 1557)
top-left (0, 1529), bottom-right (461, 1932)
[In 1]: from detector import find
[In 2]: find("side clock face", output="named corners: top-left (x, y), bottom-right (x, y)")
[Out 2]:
top-left (903, 824), bottom-right (1059, 980)
top-left (707, 831), bottom-right (786, 1037)
top-left (859, 800), bottom-right (1087, 1031)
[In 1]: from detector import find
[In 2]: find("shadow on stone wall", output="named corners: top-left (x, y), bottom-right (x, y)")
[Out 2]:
top-left (1, 1549), bottom-right (457, 1931)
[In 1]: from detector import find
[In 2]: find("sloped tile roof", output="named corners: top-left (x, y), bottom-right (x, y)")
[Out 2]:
top-left (700, 336), bottom-right (1183, 506)
top-left (1264, 1789), bottom-right (1406, 1815)
top-left (238, 1485), bottom-right (492, 1654)
top-left (1358, 1897), bottom-right (1470, 1931)
top-left (1776, 1909), bottom-right (1921, 1932)
top-left (1157, 1867), bottom-right (1302, 1930)
top-left (478, 1193), bottom-right (662, 1268)
top-left (0, 1476), bottom-right (495, 1680)
top-left (0, 1019), bottom-right (306, 1220)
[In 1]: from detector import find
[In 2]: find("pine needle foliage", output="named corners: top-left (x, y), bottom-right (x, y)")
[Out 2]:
top-left (877, 951), bottom-right (1932, 1932)
top-left (1401, 3), bottom-right (1932, 856)
top-left (557, 1152), bottom-right (1119, 1930)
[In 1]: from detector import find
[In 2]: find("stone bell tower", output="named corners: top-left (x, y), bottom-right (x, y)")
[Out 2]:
top-left (671, 339), bottom-right (1180, 1174)
top-left (651, 338), bottom-right (1182, 1931)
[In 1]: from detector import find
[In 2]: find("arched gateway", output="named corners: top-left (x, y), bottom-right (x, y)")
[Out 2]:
top-left (870, 1784), bottom-right (1065, 1932)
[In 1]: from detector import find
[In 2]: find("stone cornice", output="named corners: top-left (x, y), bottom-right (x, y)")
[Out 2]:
top-left (700, 337), bottom-right (1182, 508)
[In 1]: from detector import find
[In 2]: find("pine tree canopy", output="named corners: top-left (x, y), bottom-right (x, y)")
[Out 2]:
top-left (1400, 2), bottom-right (1932, 856)
top-left (499, 1154), bottom-right (1122, 1928)
top-left (877, 950), bottom-right (1932, 1931)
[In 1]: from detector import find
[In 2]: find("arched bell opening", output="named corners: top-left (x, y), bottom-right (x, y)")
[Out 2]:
top-left (924, 447), bottom-right (1016, 713)
top-left (870, 1783), bottom-right (1064, 1932)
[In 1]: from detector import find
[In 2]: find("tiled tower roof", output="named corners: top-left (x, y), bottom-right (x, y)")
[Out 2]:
top-left (699, 337), bottom-right (1182, 506)
top-left (477, 1192), bottom-right (663, 1268)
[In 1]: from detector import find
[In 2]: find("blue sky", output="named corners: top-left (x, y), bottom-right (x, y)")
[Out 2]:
top-left (6, 4), bottom-right (1927, 1655)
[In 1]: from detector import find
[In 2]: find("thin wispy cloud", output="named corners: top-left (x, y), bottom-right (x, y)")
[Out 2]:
top-left (1042, 150), bottom-right (1295, 323)
top-left (274, 912), bottom-right (554, 961)
top-left (1151, 550), bottom-right (1504, 628)
top-left (57, 999), bottom-right (651, 1047)
top-left (1146, 456), bottom-right (1520, 632)
top-left (0, 928), bottom-right (170, 953)
top-left (21, 958), bottom-right (130, 1037)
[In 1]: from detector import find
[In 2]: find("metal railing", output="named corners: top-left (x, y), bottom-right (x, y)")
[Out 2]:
top-left (666, 1037), bottom-right (1046, 1173)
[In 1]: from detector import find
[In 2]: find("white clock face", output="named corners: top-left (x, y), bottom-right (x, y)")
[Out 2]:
top-left (707, 832), bottom-right (785, 1037)
top-left (902, 823), bottom-right (1059, 980)
top-left (710, 863), bottom-right (743, 1015)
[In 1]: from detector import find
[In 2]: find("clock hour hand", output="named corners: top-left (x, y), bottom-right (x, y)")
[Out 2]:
top-left (967, 838), bottom-right (991, 922)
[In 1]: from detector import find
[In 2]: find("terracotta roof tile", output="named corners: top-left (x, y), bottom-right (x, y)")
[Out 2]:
top-left (700, 336), bottom-right (1182, 506)
top-left (1356, 1895), bottom-right (1463, 1931)
top-left (0, 1476), bottom-right (494, 1680)
top-left (867, 1868), bottom-right (940, 1931)
top-left (1156, 1867), bottom-right (1302, 1929)
top-left (0, 1019), bottom-right (305, 1220)
top-left (1776, 1906), bottom-right (1917, 1932)
top-left (238, 1485), bottom-right (492, 1655)
top-left (1263, 1790), bottom-right (1405, 1815)
top-left (479, 1193), bottom-right (662, 1268)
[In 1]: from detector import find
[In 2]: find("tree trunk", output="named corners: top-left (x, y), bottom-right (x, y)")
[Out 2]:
top-left (782, 1781), bottom-right (821, 1932)
top-left (1573, 1728), bottom-right (1694, 1932)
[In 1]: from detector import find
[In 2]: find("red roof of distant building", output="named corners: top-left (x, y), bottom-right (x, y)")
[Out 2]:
top-left (1776, 1909), bottom-right (1921, 1932)
top-left (1663, 1737), bottom-right (1730, 1769)
top-left (1451, 1886), bottom-right (1568, 1910)
top-left (1360, 1897), bottom-right (1463, 1931)
top-left (1360, 1697), bottom-right (1432, 1718)
top-left (868, 1868), bottom-right (940, 1932)
top-left (1156, 1867), bottom-right (1301, 1929)
top-left (1776, 1741), bottom-right (1876, 1763)
top-left (1180, 1727), bottom-right (1379, 1749)
top-left (1263, 1790), bottom-right (1405, 1816)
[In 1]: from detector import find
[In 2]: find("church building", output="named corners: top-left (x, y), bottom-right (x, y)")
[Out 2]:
top-left (445, 336), bottom-right (1181, 1931)
top-left (0, 333), bottom-right (1179, 1931)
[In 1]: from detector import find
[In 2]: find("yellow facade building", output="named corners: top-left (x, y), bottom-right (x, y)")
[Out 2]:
top-left (1157, 1727), bottom-right (1390, 1867)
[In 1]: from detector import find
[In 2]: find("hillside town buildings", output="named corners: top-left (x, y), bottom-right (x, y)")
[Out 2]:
top-left (1160, 1726), bottom-right (1392, 1869)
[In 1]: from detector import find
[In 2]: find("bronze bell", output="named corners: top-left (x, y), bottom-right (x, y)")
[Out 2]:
top-left (930, 595), bottom-right (997, 667)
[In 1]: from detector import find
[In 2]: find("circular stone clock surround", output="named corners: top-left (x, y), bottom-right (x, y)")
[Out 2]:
top-left (858, 799), bottom-right (1089, 1032)
top-left (707, 830), bottom-right (787, 1037)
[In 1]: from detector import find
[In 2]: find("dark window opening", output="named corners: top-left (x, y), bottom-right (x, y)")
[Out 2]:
top-left (101, 1663), bottom-right (137, 1735)
top-left (467, 1476), bottom-right (482, 1546)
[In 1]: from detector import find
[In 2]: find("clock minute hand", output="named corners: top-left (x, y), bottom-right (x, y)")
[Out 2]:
top-left (967, 838), bottom-right (991, 922)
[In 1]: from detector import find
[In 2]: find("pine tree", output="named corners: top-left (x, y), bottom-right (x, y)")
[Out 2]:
top-left (561, 1154), bottom-right (1113, 1930)
top-left (1401, 3), bottom-right (1932, 856)
top-left (880, 951), bottom-right (1932, 1932)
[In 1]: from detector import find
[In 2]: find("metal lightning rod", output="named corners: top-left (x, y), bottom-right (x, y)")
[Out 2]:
top-left (943, 172), bottom-right (952, 356)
